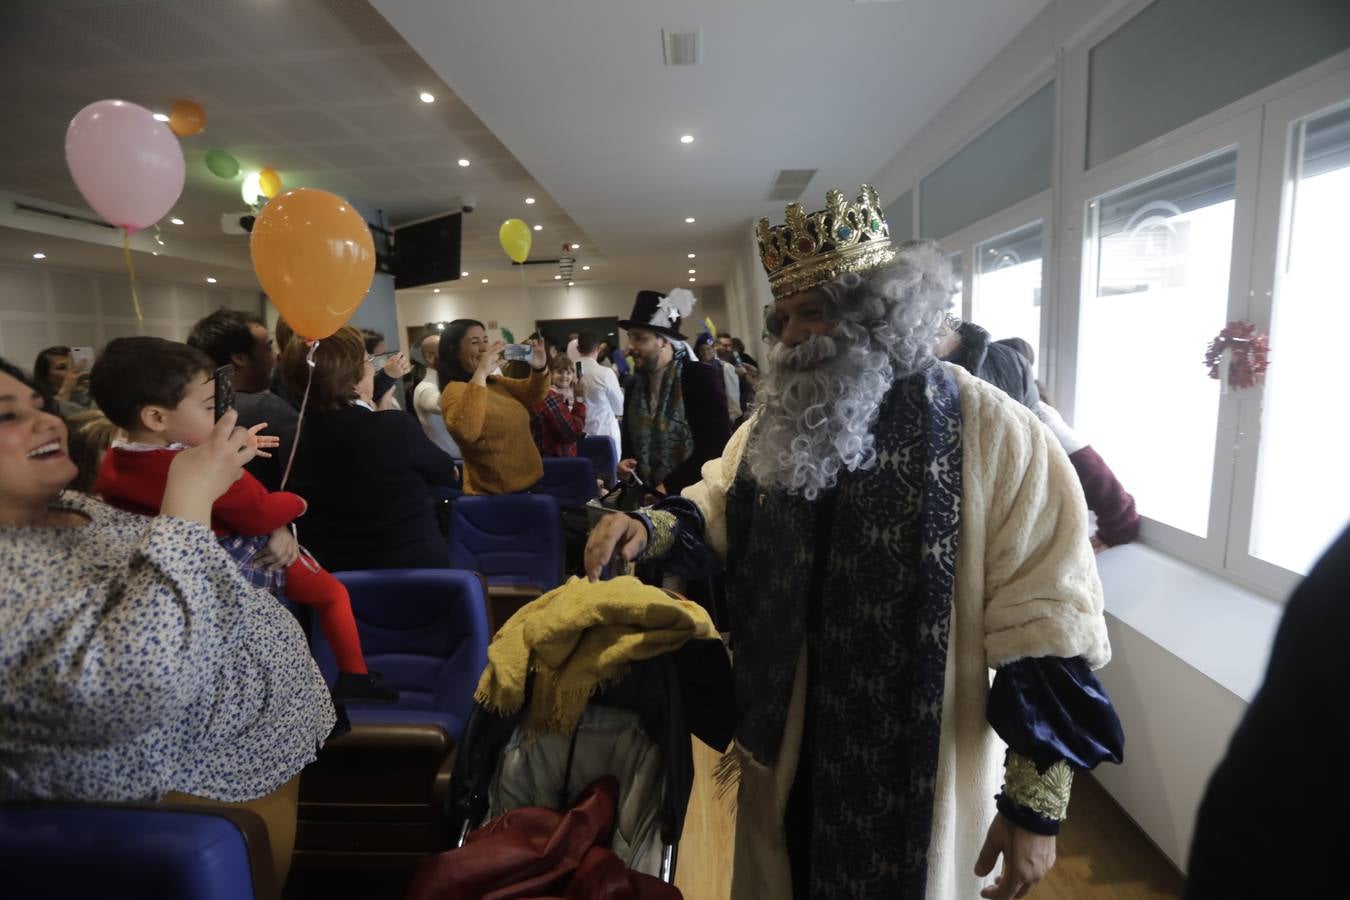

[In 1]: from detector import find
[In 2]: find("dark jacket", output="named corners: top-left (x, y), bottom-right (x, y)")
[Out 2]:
top-left (622, 357), bottom-right (733, 496)
top-left (232, 389), bottom-right (299, 492)
top-left (1186, 524), bottom-right (1350, 898)
top-left (287, 405), bottom-right (459, 572)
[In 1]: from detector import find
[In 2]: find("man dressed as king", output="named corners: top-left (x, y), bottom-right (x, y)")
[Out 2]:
top-left (586, 186), bottom-right (1125, 900)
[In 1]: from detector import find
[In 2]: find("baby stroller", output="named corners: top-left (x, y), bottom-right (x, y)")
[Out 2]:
top-left (443, 636), bottom-right (734, 888)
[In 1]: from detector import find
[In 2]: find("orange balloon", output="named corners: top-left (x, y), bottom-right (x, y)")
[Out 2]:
top-left (259, 167), bottom-right (282, 199)
top-left (168, 99), bottom-right (206, 137)
top-left (249, 188), bottom-right (375, 340)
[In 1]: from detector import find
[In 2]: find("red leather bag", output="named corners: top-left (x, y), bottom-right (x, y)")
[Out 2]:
top-left (406, 776), bottom-right (681, 900)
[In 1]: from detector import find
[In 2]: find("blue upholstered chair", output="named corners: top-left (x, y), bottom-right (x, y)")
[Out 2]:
top-left (0, 805), bottom-right (276, 899)
top-left (532, 456), bottom-right (596, 507)
top-left (308, 568), bottom-right (490, 742)
top-left (579, 435), bottom-right (619, 486)
top-left (448, 493), bottom-right (564, 634)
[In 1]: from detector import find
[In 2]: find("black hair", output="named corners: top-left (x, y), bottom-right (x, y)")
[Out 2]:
top-left (577, 330), bottom-right (600, 355)
top-left (0, 357), bottom-right (51, 411)
top-left (186, 308), bottom-right (261, 367)
top-left (33, 346), bottom-right (71, 384)
top-left (361, 329), bottom-right (386, 354)
top-left (436, 319), bottom-right (486, 384)
top-left (993, 336), bottom-right (1035, 366)
top-left (90, 337), bottom-right (216, 430)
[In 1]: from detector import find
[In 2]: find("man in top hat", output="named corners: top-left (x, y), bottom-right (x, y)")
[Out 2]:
top-left (587, 187), bottom-right (1123, 900)
top-left (617, 288), bottom-right (733, 496)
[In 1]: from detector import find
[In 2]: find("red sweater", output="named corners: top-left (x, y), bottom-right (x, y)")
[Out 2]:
top-left (96, 446), bottom-right (306, 537)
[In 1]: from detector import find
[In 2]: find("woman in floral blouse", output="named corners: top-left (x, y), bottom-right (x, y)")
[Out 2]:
top-left (0, 358), bottom-right (334, 882)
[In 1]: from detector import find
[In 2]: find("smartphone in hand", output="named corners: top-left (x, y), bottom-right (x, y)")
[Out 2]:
top-left (503, 343), bottom-right (534, 362)
top-left (69, 346), bottom-right (95, 371)
top-left (213, 365), bottom-right (236, 421)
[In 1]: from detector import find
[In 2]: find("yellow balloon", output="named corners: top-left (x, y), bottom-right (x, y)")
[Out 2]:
top-left (258, 167), bottom-right (282, 199)
top-left (498, 218), bottom-right (532, 264)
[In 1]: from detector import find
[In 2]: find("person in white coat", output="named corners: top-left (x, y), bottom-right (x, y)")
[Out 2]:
top-left (575, 330), bottom-right (624, 447)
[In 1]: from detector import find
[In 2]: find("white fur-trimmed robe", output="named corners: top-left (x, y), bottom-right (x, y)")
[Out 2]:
top-left (680, 362), bottom-right (1111, 900)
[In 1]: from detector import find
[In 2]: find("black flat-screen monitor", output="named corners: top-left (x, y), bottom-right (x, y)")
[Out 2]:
top-left (394, 212), bottom-right (462, 289)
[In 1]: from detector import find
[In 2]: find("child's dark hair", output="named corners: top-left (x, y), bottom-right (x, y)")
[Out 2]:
top-left (91, 337), bottom-right (216, 430)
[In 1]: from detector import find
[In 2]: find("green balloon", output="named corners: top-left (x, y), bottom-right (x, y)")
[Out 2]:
top-left (205, 149), bottom-right (239, 179)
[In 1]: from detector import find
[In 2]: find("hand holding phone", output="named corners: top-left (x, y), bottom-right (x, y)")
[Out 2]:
top-left (503, 343), bottom-right (534, 362)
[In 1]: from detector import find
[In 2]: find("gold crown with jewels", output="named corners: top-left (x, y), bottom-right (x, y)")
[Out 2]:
top-left (757, 184), bottom-right (896, 300)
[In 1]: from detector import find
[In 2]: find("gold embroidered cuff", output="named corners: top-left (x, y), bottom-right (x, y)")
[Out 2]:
top-left (636, 510), bottom-right (678, 560)
top-left (1003, 753), bottom-right (1073, 822)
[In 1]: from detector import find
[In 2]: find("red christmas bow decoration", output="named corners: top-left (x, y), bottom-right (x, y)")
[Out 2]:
top-left (1203, 321), bottom-right (1270, 391)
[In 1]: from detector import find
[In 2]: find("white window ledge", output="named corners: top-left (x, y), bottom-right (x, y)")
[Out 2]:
top-left (1095, 543), bottom-right (1285, 702)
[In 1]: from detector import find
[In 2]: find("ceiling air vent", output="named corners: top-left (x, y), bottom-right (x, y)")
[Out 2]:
top-left (662, 28), bottom-right (701, 66)
top-left (765, 169), bottom-right (817, 202)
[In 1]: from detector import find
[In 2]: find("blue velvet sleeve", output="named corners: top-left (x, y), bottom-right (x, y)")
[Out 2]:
top-left (988, 657), bottom-right (1124, 835)
top-left (630, 497), bottom-right (720, 580)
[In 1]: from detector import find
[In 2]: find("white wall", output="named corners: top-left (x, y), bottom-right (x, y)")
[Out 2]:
top-left (0, 259), bottom-right (261, 374)
top-left (396, 281), bottom-right (729, 350)
top-left (721, 223), bottom-right (774, 364)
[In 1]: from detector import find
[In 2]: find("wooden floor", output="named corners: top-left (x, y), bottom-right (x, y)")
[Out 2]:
top-left (674, 740), bottom-right (1186, 900)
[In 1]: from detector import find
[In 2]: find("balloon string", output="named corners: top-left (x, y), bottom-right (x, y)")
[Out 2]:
top-left (121, 228), bottom-right (145, 334)
top-left (279, 339), bottom-right (318, 492)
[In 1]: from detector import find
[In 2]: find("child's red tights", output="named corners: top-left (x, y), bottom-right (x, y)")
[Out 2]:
top-left (284, 558), bottom-right (366, 674)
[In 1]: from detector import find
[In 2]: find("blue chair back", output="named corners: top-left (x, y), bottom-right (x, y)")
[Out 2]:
top-left (0, 806), bottom-right (264, 898)
top-left (309, 569), bottom-right (489, 743)
top-left (448, 494), bottom-right (562, 591)
top-left (579, 435), bottom-right (618, 484)
top-left (533, 456), bottom-right (596, 506)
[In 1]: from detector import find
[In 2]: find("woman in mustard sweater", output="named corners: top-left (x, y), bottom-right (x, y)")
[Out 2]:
top-left (438, 319), bottom-right (551, 494)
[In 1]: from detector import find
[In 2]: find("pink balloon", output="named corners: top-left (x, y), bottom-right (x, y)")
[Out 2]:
top-left (64, 100), bottom-right (185, 232)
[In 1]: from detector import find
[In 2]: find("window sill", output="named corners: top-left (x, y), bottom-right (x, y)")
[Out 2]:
top-left (1095, 542), bottom-right (1284, 702)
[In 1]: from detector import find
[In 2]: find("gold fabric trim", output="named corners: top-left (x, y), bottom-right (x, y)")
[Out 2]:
top-left (768, 241), bottom-right (898, 299)
top-left (638, 509), bottom-right (678, 559)
top-left (1003, 753), bottom-right (1073, 821)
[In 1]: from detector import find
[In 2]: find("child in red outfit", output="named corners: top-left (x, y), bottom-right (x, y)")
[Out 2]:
top-left (90, 336), bottom-right (394, 704)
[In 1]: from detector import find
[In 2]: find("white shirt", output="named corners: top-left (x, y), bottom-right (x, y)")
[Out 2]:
top-left (578, 355), bottom-right (624, 445)
top-left (413, 372), bottom-right (462, 459)
top-left (566, 339), bottom-right (582, 363)
top-left (716, 359), bottom-right (741, 421)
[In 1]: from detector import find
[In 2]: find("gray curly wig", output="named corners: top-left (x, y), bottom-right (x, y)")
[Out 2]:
top-left (745, 239), bottom-right (956, 500)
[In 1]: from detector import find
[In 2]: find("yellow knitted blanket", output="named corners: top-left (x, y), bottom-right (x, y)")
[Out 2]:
top-left (474, 575), bottom-right (717, 735)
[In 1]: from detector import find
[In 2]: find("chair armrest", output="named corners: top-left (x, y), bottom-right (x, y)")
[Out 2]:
top-left (149, 803), bottom-right (280, 900)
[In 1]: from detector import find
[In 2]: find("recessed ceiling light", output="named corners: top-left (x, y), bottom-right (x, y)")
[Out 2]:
top-left (684, 217), bottom-right (695, 224)
top-left (533, 225), bottom-right (542, 231)
top-left (152, 112), bottom-right (170, 122)
top-left (570, 242), bottom-right (580, 250)
top-left (433, 288), bottom-right (440, 293)
top-left (436, 323), bottom-right (445, 330)
top-left (688, 268), bottom-right (696, 274)
top-left (32, 252), bottom-right (45, 260)
top-left (568, 281), bottom-right (574, 287)
top-left (687, 253), bottom-right (696, 258)
top-left (481, 278), bottom-right (489, 284)
top-left (688, 277), bottom-right (696, 282)
top-left (525, 197), bottom-right (536, 205)
top-left (205, 276), bottom-right (217, 284)
top-left (457, 158), bottom-right (470, 167)
top-left (461, 271), bottom-right (469, 277)
top-left (419, 91), bottom-right (435, 103)
top-left (170, 217), bottom-right (184, 225)
top-left (554, 275), bottom-right (562, 280)
top-left (680, 135), bottom-right (694, 144)
top-left (582, 265), bottom-right (590, 271)
top-left (151, 251), bottom-right (159, 256)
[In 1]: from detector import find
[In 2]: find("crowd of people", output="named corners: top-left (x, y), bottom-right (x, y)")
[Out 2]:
top-left (14, 181), bottom-right (1339, 900)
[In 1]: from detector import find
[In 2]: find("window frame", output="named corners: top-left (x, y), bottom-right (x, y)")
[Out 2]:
top-left (1222, 69), bottom-right (1350, 597)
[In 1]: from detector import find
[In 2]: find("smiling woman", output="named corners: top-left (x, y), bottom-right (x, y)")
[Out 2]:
top-left (0, 357), bottom-right (335, 881)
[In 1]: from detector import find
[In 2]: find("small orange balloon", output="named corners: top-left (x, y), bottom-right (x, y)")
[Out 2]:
top-left (168, 99), bottom-right (206, 137)
top-left (258, 167), bottom-right (282, 199)
top-left (250, 188), bottom-right (375, 340)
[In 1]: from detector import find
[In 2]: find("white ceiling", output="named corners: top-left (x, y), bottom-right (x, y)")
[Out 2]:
top-left (0, 0), bottom-right (593, 290)
top-left (372, 0), bottom-right (1051, 288)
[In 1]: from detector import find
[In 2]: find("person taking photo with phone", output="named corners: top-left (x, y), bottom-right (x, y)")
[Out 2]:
top-left (438, 319), bottom-right (550, 494)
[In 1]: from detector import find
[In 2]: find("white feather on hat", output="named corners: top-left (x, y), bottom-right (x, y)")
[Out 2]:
top-left (653, 287), bottom-right (696, 329)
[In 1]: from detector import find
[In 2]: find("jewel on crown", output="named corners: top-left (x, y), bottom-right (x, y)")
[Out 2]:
top-left (756, 184), bottom-right (896, 299)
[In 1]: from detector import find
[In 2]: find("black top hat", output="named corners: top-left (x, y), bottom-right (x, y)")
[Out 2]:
top-left (618, 289), bottom-right (692, 341)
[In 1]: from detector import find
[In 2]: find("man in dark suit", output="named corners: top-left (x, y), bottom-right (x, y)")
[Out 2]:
top-left (618, 289), bottom-right (733, 497)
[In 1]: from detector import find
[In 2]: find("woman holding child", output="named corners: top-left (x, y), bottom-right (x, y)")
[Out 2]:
top-left (0, 357), bottom-right (333, 881)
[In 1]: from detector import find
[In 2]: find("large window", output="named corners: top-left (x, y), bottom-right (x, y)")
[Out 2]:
top-left (1248, 101), bottom-right (1350, 574)
top-left (973, 221), bottom-right (1043, 360)
top-left (1076, 150), bottom-right (1238, 538)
